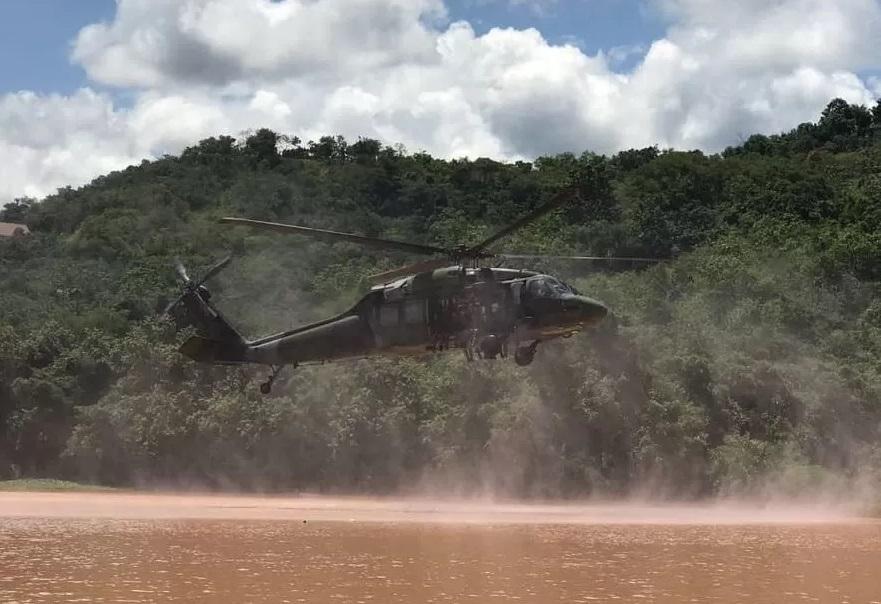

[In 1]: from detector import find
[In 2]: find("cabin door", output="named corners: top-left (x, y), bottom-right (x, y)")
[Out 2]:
top-left (377, 298), bottom-right (429, 348)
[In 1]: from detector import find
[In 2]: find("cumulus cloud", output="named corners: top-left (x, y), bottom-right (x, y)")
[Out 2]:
top-left (0, 90), bottom-right (144, 200)
top-left (658, 0), bottom-right (881, 70)
top-left (72, 0), bottom-right (445, 88)
top-left (2, 0), bottom-right (881, 202)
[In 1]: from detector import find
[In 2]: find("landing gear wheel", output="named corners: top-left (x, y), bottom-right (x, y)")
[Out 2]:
top-left (259, 365), bottom-right (286, 395)
top-left (514, 341), bottom-right (538, 366)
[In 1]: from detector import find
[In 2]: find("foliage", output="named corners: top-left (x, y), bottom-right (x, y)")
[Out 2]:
top-left (2, 99), bottom-right (881, 500)
top-left (0, 478), bottom-right (115, 492)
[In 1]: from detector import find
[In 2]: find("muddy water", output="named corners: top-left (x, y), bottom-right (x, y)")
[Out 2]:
top-left (1, 493), bottom-right (880, 603)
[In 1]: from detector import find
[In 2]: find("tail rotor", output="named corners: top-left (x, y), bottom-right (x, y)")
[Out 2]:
top-left (165, 255), bottom-right (231, 315)
top-left (164, 255), bottom-right (248, 365)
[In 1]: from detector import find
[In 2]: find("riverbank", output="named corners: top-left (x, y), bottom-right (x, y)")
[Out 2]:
top-left (0, 479), bottom-right (116, 492)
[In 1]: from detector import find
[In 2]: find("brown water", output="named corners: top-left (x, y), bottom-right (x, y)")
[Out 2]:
top-left (1, 493), bottom-right (880, 603)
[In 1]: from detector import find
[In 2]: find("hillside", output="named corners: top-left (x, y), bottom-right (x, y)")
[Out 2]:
top-left (1, 98), bottom-right (880, 498)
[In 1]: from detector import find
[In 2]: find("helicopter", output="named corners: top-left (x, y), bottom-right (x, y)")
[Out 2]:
top-left (167, 187), bottom-right (656, 393)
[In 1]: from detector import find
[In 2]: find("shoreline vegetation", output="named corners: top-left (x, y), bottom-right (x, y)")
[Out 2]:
top-left (2, 98), bottom-right (881, 501)
top-left (0, 479), bottom-right (116, 492)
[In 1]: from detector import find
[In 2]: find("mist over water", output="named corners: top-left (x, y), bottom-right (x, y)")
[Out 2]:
top-left (0, 491), bottom-right (867, 523)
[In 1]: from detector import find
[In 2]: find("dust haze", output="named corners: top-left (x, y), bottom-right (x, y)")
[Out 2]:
top-left (0, 491), bottom-right (869, 524)
top-left (28, 222), bottom-right (871, 519)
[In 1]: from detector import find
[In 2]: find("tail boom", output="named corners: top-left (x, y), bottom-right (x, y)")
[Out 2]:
top-left (179, 334), bottom-right (250, 365)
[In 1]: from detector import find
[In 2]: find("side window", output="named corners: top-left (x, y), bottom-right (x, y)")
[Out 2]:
top-left (380, 304), bottom-right (399, 327)
top-left (526, 278), bottom-right (550, 298)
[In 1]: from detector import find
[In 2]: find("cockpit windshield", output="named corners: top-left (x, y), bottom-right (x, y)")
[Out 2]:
top-left (524, 276), bottom-right (578, 298)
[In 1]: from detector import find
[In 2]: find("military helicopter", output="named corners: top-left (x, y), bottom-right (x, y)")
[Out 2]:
top-left (167, 187), bottom-right (655, 393)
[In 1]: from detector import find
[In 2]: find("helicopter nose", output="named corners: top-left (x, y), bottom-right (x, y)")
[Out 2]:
top-left (564, 295), bottom-right (608, 324)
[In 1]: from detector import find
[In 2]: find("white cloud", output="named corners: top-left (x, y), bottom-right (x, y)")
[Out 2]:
top-left (2, 0), bottom-right (881, 202)
top-left (659, 0), bottom-right (881, 71)
top-left (72, 0), bottom-right (446, 88)
top-left (0, 90), bottom-right (144, 200)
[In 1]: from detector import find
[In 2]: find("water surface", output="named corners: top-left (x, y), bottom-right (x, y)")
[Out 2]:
top-left (1, 493), bottom-right (879, 603)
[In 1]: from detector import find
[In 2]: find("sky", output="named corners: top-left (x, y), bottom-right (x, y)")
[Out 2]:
top-left (1, 0), bottom-right (880, 203)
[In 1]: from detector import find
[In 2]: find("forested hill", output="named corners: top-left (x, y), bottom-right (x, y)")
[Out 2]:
top-left (1, 98), bottom-right (880, 499)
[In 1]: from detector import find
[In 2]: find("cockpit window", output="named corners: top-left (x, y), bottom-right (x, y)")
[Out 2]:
top-left (525, 276), bottom-right (575, 298)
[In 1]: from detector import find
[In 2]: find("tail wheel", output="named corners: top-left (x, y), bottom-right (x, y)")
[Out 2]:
top-left (259, 364), bottom-right (287, 395)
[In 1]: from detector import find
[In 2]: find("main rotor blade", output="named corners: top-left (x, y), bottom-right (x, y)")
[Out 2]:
top-left (367, 257), bottom-right (451, 284)
top-left (221, 217), bottom-right (452, 257)
top-left (163, 292), bottom-right (187, 316)
top-left (196, 255), bottom-right (232, 287)
top-left (468, 187), bottom-right (581, 254)
top-left (499, 254), bottom-right (661, 263)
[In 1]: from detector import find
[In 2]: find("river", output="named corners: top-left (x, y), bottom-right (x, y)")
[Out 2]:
top-left (1, 492), bottom-right (879, 603)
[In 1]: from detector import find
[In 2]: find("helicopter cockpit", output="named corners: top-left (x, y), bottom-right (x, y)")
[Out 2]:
top-left (523, 275), bottom-right (580, 298)
top-left (518, 275), bottom-right (607, 328)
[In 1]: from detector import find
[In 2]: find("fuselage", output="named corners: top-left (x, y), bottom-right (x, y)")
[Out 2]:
top-left (244, 266), bottom-right (608, 366)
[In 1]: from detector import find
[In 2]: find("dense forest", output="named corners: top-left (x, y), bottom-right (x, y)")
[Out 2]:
top-left (1, 98), bottom-right (880, 500)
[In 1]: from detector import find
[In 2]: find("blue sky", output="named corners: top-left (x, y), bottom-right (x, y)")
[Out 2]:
top-left (1, 0), bottom-right (665, 95)
top-left (0, 0), bottom-right (115, 94)
top-left (446, 0), bottom-right (664, 60)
